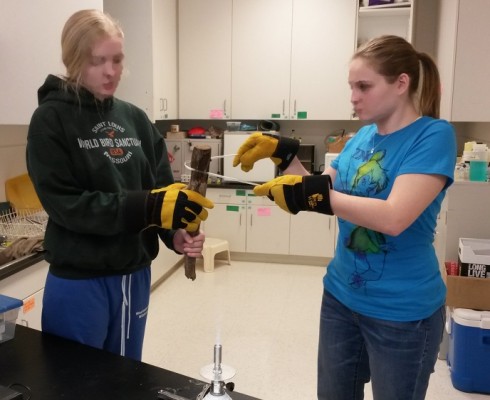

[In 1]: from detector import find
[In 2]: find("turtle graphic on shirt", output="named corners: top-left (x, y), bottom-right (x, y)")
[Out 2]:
top-left (340, 149), bottom-right (395, 291)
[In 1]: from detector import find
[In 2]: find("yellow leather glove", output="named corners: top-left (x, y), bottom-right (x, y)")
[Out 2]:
top-left (233, 132), bottom-right (300, 172)
top-left (148, 183), bottom-right (214, 232)
top-left (254, 175), bottom-right (333, 215)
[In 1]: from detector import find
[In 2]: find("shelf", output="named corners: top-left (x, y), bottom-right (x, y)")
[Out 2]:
top-left (357, 0), bottom-right (413, 45)
top-left (360, 2), bottom-right (411, 10)
top-left (359, 4), bottom-right (410, 17)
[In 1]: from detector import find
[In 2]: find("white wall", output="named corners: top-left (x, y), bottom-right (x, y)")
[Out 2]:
top-left (0, 0), bottom-right (103, 124)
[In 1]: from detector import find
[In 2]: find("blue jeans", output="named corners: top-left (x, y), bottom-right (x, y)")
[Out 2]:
top-left (317, 290), bottom-right (444, 400)
top-left (42, 267), bottom-right (151, 361)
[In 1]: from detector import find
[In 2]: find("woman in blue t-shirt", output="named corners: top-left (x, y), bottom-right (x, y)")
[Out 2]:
top-left (232, 35), bottom-right (456, 399)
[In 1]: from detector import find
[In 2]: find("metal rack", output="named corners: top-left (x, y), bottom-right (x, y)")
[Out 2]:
top-left (0, 208), bottom-right (48, 242)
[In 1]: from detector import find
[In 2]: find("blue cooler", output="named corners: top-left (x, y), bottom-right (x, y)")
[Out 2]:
top-left (447, 308), bottom-right (490, 394)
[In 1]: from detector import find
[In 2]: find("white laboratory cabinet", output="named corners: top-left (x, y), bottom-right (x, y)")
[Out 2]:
top-left (203, 188), bottom-right (290, 255)
top-left (178, 0), bottom-right (356, 120)
top-left (232, 0), bottom-right (356, 120)
top-left (435, 0), bottom-right (490, 121)
top-left (104, 0), bottom-right (178, 121)
top-left (178, 0), bottom-right (232, 119)
top-left (290, 213), bottom-right (336, 258)
top-left (0, 258), bottom-right (49, 331)
top-left (203, 188), bottom-right (336, 259)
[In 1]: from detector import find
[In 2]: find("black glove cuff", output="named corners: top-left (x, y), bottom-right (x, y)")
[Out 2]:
top-left (266, 134), bottom-right (300, 170)
top-left (299, 175), bottom-right (334, 215)
top-left (147, 191), bottom-right (164, 226)
top-left (124, 190), bottom-right (153, 232)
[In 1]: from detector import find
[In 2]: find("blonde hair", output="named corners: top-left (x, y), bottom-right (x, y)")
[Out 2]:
top-left (61, 9), bottom-right (123, 94)
top-left (353, 35), bottom-right (441, 119)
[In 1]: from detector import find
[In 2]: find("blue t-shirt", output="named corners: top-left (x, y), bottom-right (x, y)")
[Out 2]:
top-left (325, 117), bottom-right (456, 321)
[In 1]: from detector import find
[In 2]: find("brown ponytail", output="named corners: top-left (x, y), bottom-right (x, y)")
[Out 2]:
top-left (417, 52), bottom-right (441, 119)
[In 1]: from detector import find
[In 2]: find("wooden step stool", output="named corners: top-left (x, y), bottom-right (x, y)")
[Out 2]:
top-left (202, 238), bottom-right (231, 272)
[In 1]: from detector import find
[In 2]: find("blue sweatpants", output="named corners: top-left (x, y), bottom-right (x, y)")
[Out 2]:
top-left (42, 267), bottom-right (151, 361)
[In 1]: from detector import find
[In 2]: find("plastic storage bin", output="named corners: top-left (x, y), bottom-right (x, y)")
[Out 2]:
top-left (0, 294), bottom-right (23, 343)
top-left (448, 308), bottom-right (490, 394)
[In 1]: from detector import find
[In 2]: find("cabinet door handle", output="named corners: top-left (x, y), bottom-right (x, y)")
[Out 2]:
top-left (293, 99), bottom-right (297, 116)
top-left (282, 99), bottom-right (285, 117)
top-left (162, 98), bottom-right (168, 112)
top-left (223, 99), bottom-right (227, 117)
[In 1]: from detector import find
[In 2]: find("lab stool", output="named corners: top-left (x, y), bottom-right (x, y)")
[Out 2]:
top-left (202, 238), bottom-right (231, 272)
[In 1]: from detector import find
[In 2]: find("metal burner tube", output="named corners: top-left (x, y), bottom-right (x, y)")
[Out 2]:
top-left (213, 344), bottom-right (223, 376)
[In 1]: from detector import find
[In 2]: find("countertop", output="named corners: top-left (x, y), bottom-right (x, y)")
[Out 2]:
top-left (0, 251), bottom-right (45, 281)
top-left (452, 178), bottom-right (489, 185)
top-left (0, 325), bottom-right (260, 400)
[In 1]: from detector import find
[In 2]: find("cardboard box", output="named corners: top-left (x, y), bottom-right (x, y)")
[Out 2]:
top-left (443, 238), bottom-right (490, 310)
top-left (166, 131), bottom-right (186, 140)
top-left (0, 294), bottom-right (23, 343)
top-left (458, 238), bottom-right (490, 278)
top-left (444, 270), bottom-right (490, 310)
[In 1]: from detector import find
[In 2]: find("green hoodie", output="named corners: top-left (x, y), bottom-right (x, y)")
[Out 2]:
top-left (27, 74), bottom-right (176, 279)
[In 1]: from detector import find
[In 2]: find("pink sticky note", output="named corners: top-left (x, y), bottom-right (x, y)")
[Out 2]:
top-left (209, 109), bottom-right (224, 119)
top-left (257, 207), bottom-right (271, 217)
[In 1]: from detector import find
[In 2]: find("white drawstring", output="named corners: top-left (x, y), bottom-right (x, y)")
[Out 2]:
top-left (127, 274), bottom-right (132, 339)
top-left (120, 274), bottom-right (132, 356)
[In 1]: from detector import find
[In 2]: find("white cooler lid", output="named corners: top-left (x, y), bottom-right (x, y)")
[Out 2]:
top-left (453, 308), bottom-right (490, 329)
